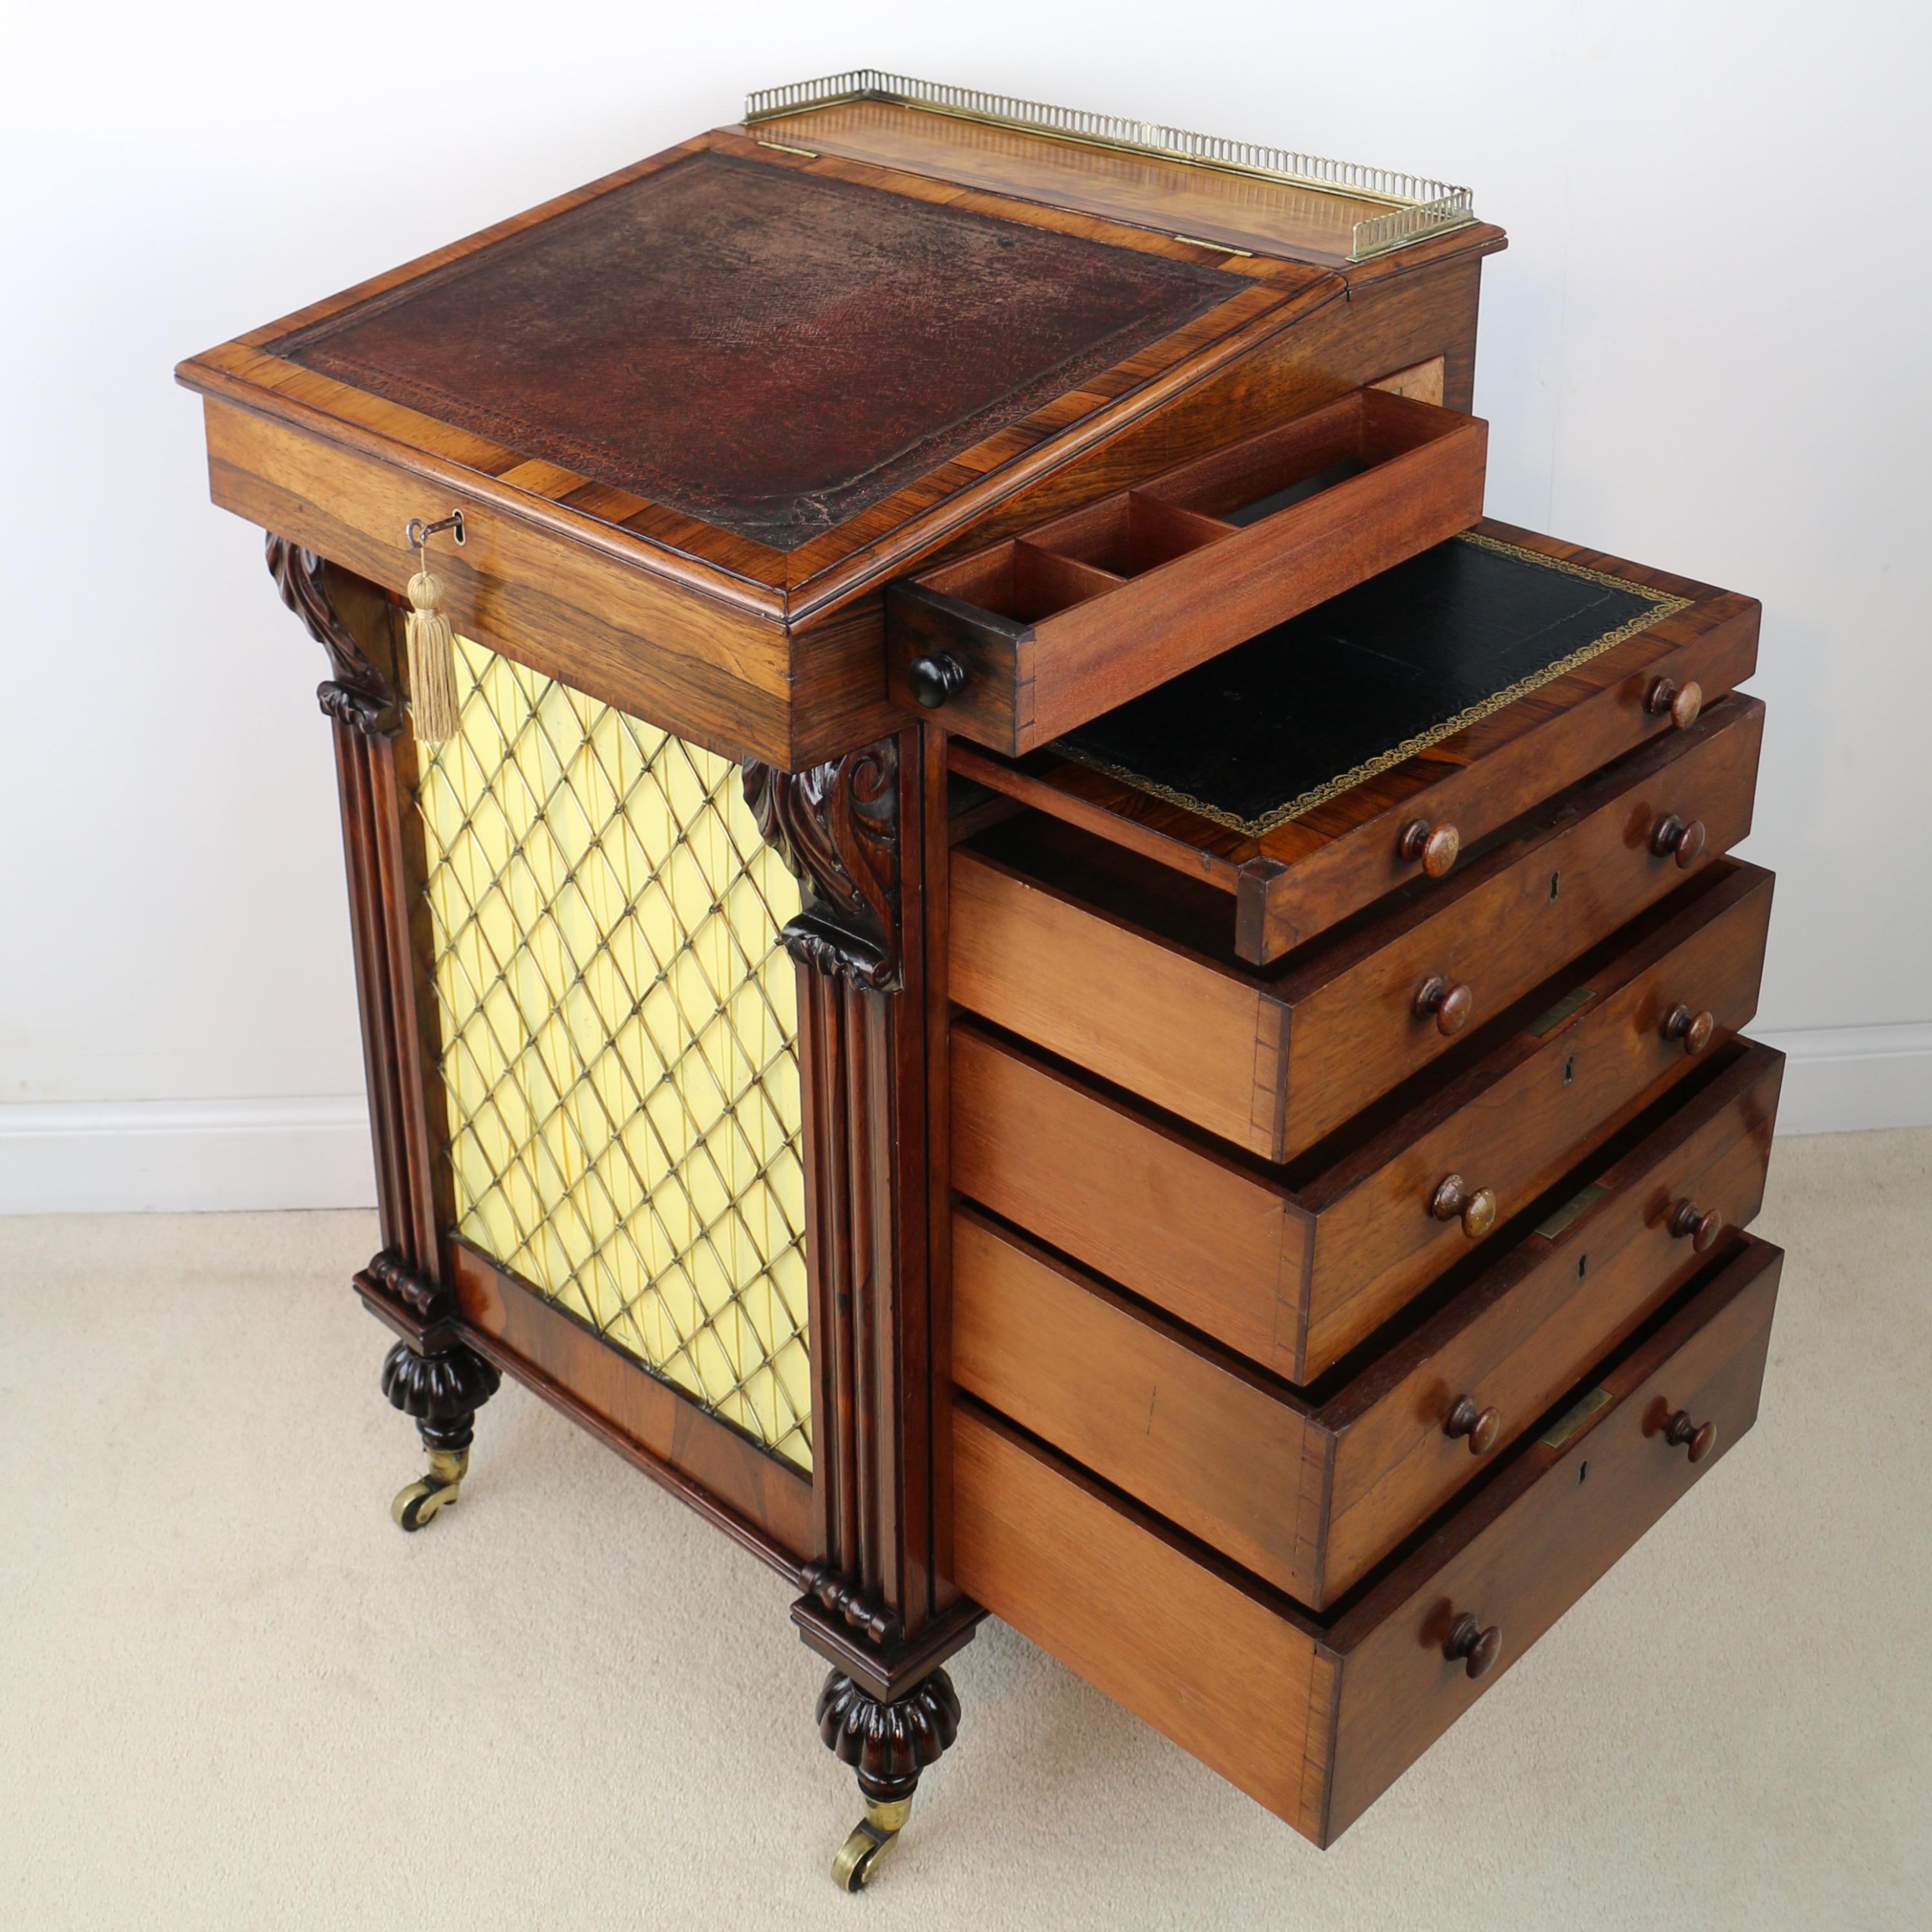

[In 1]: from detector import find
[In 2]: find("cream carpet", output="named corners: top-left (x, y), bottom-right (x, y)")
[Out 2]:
top-left (5, 1128), bottom-right (1928, 1930)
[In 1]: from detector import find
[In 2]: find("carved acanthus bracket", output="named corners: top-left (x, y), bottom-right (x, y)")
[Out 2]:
top-left (743, 739), bottom-right (901, 989)
top-left (264, 533), bottom-right (393, 731)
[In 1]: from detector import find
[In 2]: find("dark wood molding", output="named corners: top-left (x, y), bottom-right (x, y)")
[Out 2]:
top-left (797, 1558), bottom-right (904, 1649)
top-left (817, 1665), bottom-right (961, 1804)
top-left (448, 1236), bottom-right (815, 1564)
top-left (380, 1336), bottom-right (501, 1454)
top-left (743, 739), bottom-right (902, 989)
top-left (265, 531), bottom-right (393, 723)
top-left (756, 727), bottom-right (984, 1713)
top-left (267, 544), bottom-right (440, 1279)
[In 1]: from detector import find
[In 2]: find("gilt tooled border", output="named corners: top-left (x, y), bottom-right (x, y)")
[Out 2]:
top-left (1052, 532), bottom-right (1694, 838)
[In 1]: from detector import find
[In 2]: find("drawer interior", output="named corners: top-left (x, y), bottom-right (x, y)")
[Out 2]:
top-left (889, 390), bottom-right (1486, 756)
top-left (956, 694), bottom-right (1761, 1001)
top-left (945, 522), bottom-right (1759, 963)
top-left (914, 388), bottom-right (1471, 623)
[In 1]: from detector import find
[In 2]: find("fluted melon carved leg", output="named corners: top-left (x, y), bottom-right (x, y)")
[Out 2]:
top-left (381, 1340), bottom-right (502, 1531)
top-left (817, 1667), bottom-right (961, 1889)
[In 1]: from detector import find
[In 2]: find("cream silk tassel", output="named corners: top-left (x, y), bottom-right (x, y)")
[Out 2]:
top-left (404, 559), bottom-right (460, 744)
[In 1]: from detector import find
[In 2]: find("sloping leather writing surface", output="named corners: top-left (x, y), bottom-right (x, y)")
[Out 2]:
top-left (277, 151), bottom-right (1231, 550)
top-left (1056, 534), bottom-right (1687, 833)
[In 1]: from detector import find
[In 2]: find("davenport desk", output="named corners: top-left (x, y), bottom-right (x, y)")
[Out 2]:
top-left (177, 73), bottom-right (1781, 1888)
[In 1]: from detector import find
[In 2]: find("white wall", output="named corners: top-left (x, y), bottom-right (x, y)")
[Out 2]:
top-left (3, 1), bottom-right (1927, 1209)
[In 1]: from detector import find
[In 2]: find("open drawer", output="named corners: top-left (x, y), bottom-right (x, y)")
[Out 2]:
top-left (954, 1035), bottom-right (1783, 1608)
top-left (952, 1234), bottom-right (1783, 1846)
top-left (954, 860), bottom-right (1774, 1383)
top-left (888, 388), bottom-right (1486, 755)
top-left (952, 696), bottom-right (1764, 1163)
top-left (948, 520), bottom-right (1762, 963)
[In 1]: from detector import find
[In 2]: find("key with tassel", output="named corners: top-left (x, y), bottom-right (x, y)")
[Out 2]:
top-left (402, 513), bottom-right (464, 744)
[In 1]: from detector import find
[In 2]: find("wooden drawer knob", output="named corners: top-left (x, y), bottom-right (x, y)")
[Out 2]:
top-left (1645, 676), bottom-right (1703, 730)
top-left (1443, 1396), bottom-right (1502, 1455)
top-left (1661, 1004), bottom-right (1716, 1056)
top-left (1399, 819), bottom-right (1461, 878)
top-left (1414, 976), bottom-right (1474, 1037)
top-left (1430, 1174), bottom-right (1498, 1239)
top-left (1649, 813), bottom-right (1708, 868)
top-left (1443, 1611), bottom-right (1502, 1680)
top-left (1662, 1408), bottom-right (1719, 1463)
top-left (907, 651), bottom-right (968, 710)
top-left (1669, 1199), bottom-right (1723, 1251)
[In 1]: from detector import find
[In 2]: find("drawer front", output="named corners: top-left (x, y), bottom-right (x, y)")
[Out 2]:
top-left (1323, 1238), bottom-right (1781, 1839)
top-left (951, 863), bottom-right (1773, 1383)
top-left (951, 1240), bottom-right (1781, 1846)
top-left (1273, 696), bottom-right (1763, 1154)
top-left (1302, 861), bottom-right (1774, 1369)
top-left (952, 1041), bottom-right (1783, 1608)
top-left (951, 698), bottom-right (1763, 1161)
top-left (1320, 1040), bottom-right (1783, 1599)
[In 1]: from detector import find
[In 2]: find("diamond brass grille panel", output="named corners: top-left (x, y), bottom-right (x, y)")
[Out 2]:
top-left (410, 636), bottom-right (811, 1471)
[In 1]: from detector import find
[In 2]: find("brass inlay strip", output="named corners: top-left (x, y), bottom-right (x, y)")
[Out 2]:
top-left (1528, 986), bottom-right (1597, 1037)
top-left (1535, 1180), bottom-right (1612, 1242)
top-left (1540, 1385), bottom-right (1613, 1452)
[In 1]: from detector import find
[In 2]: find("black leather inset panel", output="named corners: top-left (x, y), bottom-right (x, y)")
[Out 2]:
top-left (1056, 535), bottom-right (1680, 833)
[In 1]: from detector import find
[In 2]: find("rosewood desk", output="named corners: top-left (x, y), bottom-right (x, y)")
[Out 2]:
top-left (177, 71), bottom-right (1779, 1886)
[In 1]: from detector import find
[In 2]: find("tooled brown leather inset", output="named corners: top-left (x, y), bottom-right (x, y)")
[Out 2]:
top-left (276, 151), bottom-right (1235, 551)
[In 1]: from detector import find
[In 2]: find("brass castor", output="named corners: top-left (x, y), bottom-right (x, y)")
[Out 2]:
top-left (831, 1795), bottom-right (914, 1891)
top-left (391, 1446), bottom-right (468, 1532)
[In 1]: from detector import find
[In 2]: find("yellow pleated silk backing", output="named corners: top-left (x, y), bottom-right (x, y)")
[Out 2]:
top-left (410, 636), bottom-right (811, 1472)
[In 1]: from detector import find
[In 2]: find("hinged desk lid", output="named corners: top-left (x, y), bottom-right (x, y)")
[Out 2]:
top-left (177, 83), bottom-right (1501, 764)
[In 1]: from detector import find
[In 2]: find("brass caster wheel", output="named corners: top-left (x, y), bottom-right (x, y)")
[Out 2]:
top-left (831, 1796), bottom-right (913, 1891)
top-left (390, 1447), bottom-right (468, 1532)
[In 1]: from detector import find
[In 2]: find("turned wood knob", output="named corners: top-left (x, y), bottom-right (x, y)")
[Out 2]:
top-left (1669, 1199), bottom-right (1723, 1251)
top-left (906, 652), bottom-right (969, 710)
top-left (1414, 976), bottom-right (1474, 1037)
top-left (1661, 1004), bottom-right (1716, 1056)
top-left (1430, 1174), bottom-right (1498, 1239)
top-left (1662, 1408), bottom-right (1719, 1463)
top-left (1443, 1611), bottom-right (1502, 1680)
top-left (1649, 813), bottom-right (1708, 869)
top-left (1399, 819), bottom-right (1461, 878)
top-left (1645, 676), bottom-right (1703, 730)
top-left (1443, 1396), bottom-right (1502, 1455)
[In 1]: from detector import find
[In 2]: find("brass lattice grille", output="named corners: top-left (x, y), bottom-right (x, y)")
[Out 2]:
top-left (410, 636), bottom-right (811, 1471)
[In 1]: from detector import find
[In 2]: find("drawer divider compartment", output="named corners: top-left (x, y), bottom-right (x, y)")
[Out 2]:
top-left (891, 388), bottom-right (1486, 754)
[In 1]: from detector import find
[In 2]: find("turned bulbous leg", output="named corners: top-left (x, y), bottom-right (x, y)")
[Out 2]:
top-left (380, 1339), bottom-right (500, 1531)
top-left (816, 1666), bottom-right (961, 1889)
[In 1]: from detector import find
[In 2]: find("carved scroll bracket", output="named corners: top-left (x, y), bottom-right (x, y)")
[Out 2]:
top-left (743, 739), bottom-right (902, 990)
top-left (265, 533), bottom-right (394, 732)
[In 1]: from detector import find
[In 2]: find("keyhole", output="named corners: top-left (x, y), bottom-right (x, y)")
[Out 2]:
top-left (1549, 871), bottom-right (1561, 902)
top-left (1578, 1459), bottom-right (1590, 1486)
top-left (1564, 1054), bottom-right (1576, 1086)
top-left (1577, 1253), bottom-right (1589, 1280)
